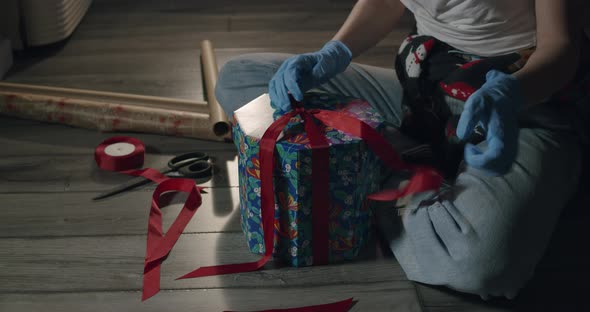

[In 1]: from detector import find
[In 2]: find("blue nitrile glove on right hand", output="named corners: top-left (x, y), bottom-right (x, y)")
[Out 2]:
top-left (456, 70), bottom-right (523, 176)
top-left (268, 40), bottom-right (353, 115)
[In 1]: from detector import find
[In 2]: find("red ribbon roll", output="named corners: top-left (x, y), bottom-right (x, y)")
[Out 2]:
top-left (95, 136), bottom-right (145, 171)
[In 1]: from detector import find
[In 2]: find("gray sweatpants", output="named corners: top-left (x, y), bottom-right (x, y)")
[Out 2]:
top-left (214, 53), bottom-right (582, 299)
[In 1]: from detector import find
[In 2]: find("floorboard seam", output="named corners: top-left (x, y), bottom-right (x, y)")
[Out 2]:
top-left (0, 231), bottom-right (243, 239)
top-left (0, 280), bottom-right (415, 295)
top-left (0, 186), bottom-right (239, 195)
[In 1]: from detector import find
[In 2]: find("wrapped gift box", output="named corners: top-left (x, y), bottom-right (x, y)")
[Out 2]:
top-left (233, 91), bottom-right (385, 267)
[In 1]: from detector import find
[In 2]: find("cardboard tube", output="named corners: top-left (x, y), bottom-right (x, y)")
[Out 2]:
top-left (200, 40), bottom-right (231, 137)
top-left (0, 91), bottom-right (225, 141)
top-left (0, 82), bottom-right (209, 114)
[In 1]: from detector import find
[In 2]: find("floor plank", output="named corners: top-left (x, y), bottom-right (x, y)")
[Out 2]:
top-left (0, 152), bottom-right (239, 192)
top-left (416, 285), bottom-right (515, 312)
top-left (0, 189), bottom-right (240, 238)
top-left (0, 233), bottom-right (407, 292)
top-left (0, 281), bottom-right (422, 312)
top-left (0, 117), bottom-right (235, 156)
top-left (7, 0), bottom-right (411, 101)
top-left (7, 37), bottom-right (404, 101)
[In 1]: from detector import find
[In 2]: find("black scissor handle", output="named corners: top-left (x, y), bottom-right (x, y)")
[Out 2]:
top-left (168, 152), bottom-right (209, 170)
top-left (178, 161), bottom-right (213, 178)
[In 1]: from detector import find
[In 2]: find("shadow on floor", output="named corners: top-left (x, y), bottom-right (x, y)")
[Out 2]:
top-left (8, 38), bottom-right (71, 77)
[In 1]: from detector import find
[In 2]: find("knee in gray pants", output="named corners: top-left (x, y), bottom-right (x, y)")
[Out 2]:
top-left (380, 196), bottom-right (534, 300)
top-left (215, 53), bottom-right (290, 117)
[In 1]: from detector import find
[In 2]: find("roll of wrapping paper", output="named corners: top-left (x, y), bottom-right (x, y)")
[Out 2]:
top-left (0, 89), bottom-right (222, 140)
top-left (200, 40), bottom-right (231, 136)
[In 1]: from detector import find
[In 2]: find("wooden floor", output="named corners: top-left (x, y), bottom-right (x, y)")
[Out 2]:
top-left (1, 0), bottom-right (589, 311)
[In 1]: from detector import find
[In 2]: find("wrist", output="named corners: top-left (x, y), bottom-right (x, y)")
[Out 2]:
top-left (506, 74), bottom-right (525, 113)
top-left (487, 70), bottom-right (525, 113)
top-left (323, 40), bottom-right (353, 63)
top-left (505, 74), bottom-right (527, 113)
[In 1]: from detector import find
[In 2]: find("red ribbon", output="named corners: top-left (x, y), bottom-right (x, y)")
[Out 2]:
top-left (311, 109), bottom-right (444, 201)
top-left (141, 178), bottom-right (204, 301)
top-left (178, 112), bottom-right (296, 279)
top-left (178, 104), bottom-right (443, 280)
top-left (301, 109), bottom-right (331, 266)
top-left (94, 136), bottom-right (204, 301)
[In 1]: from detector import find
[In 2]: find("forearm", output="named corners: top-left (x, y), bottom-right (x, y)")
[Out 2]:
top-left (513, 41), bottom-right (580, 107)
top-left (515, 0), bottom-right (588, 108)
top-left (333, 0), bottom-right (406, 57)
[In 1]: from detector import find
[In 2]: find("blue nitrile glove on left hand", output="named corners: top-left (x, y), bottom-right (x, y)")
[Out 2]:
top-left (456, 70), bottom-right (524, 176)
top-left (268, 40), bottom-right (353, 115)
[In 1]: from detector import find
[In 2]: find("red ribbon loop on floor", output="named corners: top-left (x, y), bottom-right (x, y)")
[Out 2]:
top-left (94, 136), bottom-right (205, 301)
top-left (142, 178), bottom-right (204, 301)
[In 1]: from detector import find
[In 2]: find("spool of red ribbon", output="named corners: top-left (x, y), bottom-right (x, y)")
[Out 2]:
top-left (95, 136), bottom-right (146, 171)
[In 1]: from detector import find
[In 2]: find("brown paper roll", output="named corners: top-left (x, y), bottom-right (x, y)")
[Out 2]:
top-left (200, 40), bottom-right (231, 138)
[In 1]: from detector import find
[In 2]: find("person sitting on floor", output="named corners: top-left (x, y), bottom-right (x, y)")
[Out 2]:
top-left (214, 0), bottom-right (590, 300)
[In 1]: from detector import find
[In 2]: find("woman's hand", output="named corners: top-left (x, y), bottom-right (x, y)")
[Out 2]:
top-left (268, 0), bottom-right (406, 115)
top-left (457, 70), bottom-right (523, 176)
top-left (268, 41), bottom-right (352, 114)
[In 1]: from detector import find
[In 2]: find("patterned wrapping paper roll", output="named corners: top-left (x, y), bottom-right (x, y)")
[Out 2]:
top-left (0, 91), bottom-right (225, 141)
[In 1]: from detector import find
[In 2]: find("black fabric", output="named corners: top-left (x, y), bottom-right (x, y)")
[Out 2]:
top-left (394, 34), bottom-right (529, 178)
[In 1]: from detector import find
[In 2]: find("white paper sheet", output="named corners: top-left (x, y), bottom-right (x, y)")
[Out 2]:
top-left (233, 93), bottom-right (279, 140)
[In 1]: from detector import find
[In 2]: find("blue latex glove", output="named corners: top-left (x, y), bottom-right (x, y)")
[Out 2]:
top-left (268, 40), bottom-right (352, 114)
top-left (456, 70), bottom-right (523, 176)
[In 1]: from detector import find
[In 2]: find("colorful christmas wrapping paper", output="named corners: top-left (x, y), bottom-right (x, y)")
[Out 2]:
top-left (232, 91), bottom-right (385, 267)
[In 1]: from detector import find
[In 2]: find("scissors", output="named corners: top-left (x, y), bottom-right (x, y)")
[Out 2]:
top-left (93, 151), bottom-right (212, 200)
